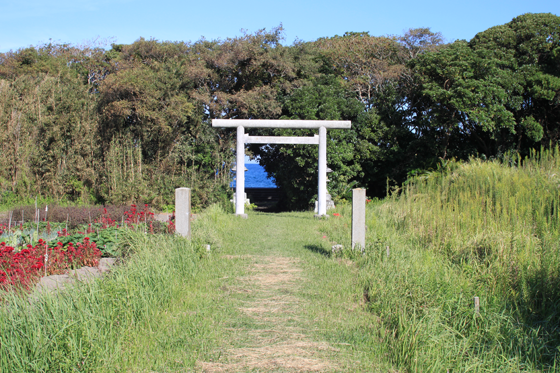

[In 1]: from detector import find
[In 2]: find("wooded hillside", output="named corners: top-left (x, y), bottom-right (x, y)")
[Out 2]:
top-left (1, 13), bottom-right (558, 209)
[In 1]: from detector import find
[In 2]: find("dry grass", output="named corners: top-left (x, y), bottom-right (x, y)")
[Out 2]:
top-left (198, 342), bottom-right (336, 372)
top-left (196, 255), bottom-right (339, 372)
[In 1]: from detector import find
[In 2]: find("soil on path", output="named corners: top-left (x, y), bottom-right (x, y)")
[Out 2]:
top-left (196, 253), bottom-right (339, 372)
top-left (192, 211), bottom-right (386, 372)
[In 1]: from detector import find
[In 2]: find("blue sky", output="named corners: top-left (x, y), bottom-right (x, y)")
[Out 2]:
top-left (1, 0), bottom-right (558, 53)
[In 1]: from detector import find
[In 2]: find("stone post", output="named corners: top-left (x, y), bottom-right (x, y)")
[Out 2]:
top-left (175, 187), bottom-right (191, 237)
top-left (318, 126), bottom-right (327, 216)
top-left (352, 188), bottom-right (366, 251)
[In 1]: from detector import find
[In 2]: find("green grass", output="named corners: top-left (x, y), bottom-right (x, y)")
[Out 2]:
top-left (0, 194), bottom-right (92, 212)
top-left (4, 149), bottom-right (560, 372)
top-left (199, 210), bottom-right (392, 371)
top-left (322, 148), bottom-right (560, 371)
top-left (0, 207), bottom-right (225, 372)
top-left (1, 206), bottom-right (395, 372)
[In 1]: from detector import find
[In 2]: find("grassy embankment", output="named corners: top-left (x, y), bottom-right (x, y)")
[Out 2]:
top-left (325, 148), bottom-right (560, 371)
top-left (3, 148), bottom-right (560, 372)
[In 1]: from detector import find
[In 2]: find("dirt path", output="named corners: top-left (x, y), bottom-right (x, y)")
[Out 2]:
top-left (187, 211), bottom-right (389, 372)
top-left (196, 254), bottom-right (339, 372)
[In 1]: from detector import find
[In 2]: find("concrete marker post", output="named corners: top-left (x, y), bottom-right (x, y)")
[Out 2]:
top-left (352, 188), bottom-right (366, 252)
top-left (175, 187), bottom-right (191, 237)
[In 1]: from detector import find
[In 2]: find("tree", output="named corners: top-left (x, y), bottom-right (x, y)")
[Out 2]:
top-left (0, 44), bottom-right (101, 201)
top-left (96, 38), bottom-right (236, 206)
top-left (407, 13), bottom-right (560, 161)
top-left (314, 32), bottom-right (405, 108)
top-left (250, 75), bottom-right (384, 209)
top-left (470, 13), bottom-right (560, 150)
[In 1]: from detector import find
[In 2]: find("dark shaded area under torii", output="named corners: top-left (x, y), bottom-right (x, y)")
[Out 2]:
top-left (243, 188), bottom-right (285, 212)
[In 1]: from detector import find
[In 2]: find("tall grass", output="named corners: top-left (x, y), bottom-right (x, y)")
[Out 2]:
top-left (0, 204), bottom-right (229, 372)
top-left (322, 149), bottom-right (560, 371)
top-left (378, 149), bottom-right (560, 371)
top-left (389, 149), bottom-right (560, 321)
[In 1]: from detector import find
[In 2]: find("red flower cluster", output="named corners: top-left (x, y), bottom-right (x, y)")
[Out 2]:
top-left (0, 238), bottom-right (101, 290)
top-left (57, 228), bottom-right (71, 237)
top-left (167, 212), bottom-right (176, 234)
top-left (95, 208), bottom-right (117, 229)
top-left (333, 213), bottom-right (341, 217)
top-left (45, 238), bottom-right (101, 275)
top-left (124, 204), bottom-right (154, 227)
top-left (0, 223), bottom-right (9, 235)
top-left (0, 241), bottom-right (43, 289)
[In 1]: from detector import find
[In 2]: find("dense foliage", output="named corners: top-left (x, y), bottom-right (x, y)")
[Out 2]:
top-left (1, 13), bottom-right (558, 209)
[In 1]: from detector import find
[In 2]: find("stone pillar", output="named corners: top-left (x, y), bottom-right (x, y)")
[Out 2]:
top-left (236, 126), bottom-right (246, 217)
top-left (175, 187), bottom-right (191, 237)
top-left (318, 126), bottom-right (327, 216)
top-left (352, 188), bottom-right (366, 251)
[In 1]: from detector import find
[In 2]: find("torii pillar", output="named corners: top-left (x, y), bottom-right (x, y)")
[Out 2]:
top-left (212, 119), bottom-right (351, 217)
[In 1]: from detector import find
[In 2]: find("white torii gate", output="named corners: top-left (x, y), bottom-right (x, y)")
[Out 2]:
top-left (212, 119), bottom-right (351, 217)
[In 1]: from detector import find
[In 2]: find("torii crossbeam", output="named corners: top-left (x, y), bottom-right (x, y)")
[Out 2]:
top-left (212, 119), bottom-right (351, 217)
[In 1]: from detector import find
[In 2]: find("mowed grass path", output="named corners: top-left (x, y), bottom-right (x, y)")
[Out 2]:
top-left (196, 213), bottom-right (392, 372)
top-left (194, 211), bottom-right (388, 372)
top-left (126, 210), bottom-right (391, 372)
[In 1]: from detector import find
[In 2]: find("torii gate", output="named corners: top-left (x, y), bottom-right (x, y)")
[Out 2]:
top-left (212, 119), bottom-right (351, 217)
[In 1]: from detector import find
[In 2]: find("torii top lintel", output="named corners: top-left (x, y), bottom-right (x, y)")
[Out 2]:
top-left (212, 119), bottom-right (351, 129)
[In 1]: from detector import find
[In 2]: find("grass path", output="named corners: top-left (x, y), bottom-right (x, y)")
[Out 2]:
top-left (185, 211), bottom-right (390, 372)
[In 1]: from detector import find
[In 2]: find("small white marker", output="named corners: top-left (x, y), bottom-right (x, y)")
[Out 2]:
top-left (474, 296), bottom-right (480, 314)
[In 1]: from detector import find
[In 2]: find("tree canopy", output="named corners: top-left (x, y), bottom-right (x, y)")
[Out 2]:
top-left (0, 13), bottom-right (558, 209)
